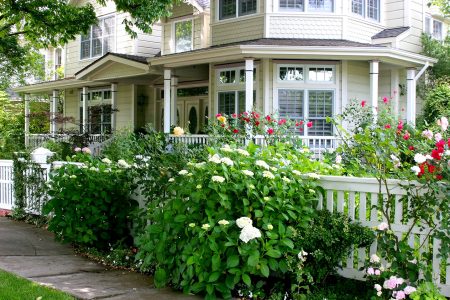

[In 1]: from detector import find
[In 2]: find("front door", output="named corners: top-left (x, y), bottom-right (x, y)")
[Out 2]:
top-left (185, 100), bottom-right (200, 134)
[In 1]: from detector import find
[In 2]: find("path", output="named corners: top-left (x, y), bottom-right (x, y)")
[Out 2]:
top-left (0, 217), bottom-right (199, 299)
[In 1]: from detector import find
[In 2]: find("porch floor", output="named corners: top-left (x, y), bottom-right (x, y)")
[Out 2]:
top-left (0, 217), bottom-right (199, 299)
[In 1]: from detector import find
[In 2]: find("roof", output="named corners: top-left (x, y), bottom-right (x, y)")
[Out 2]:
top-left (75, 52), bottom-right (149, 76)
top-left (194, 0), bottom-right (209, 8)
top-left (372, 27), bottom-right (410, 39)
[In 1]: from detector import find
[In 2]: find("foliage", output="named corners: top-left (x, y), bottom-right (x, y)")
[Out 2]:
top-left (135, 142), bottom-right (339, 299)
top-left (43, 155), bottom-right (137, 250)
top-left (410, 282), bottom-right (447, 300)
top-left (421, 34), bottom-right (450, 80)
top-left (0, 269), bottom-right (74, 300)
top-left (292, 210), bottom-right (374, 290)
top-left (420, 77), bottom-right (450, 126)
top-left (428, 0), bottom-right (450, 17)
top-left (42, 140), bottom-right (74, 161)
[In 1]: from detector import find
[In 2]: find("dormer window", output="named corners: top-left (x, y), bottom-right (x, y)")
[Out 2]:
top-left (80, 16), bottom-right (115, 60)
top-left (425, 16), bottom-right (443, 41)
top-left (175, 20), bottom-right (193, 53)
top-left (278, 0), bottom-right (334, 12)
top-left (351, 0), bottom-right (380, 21)
top-left (219, 0), bottom-right (257, 20)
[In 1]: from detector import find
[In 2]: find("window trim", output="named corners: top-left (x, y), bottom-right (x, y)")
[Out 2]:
top-left (79, 14), bottom-right (116, 61)
top-left (277, 64), bottom-right (336, 84)
top-left (276, 0), bottom-right (335, 13)
top-left (173, 18), bottom-right (194, 53)
top-left (79, 88), bottom-right (113, 134)
top-left (216, 66), bottom-right (257, 86)
top-left (350, 0), bottom-right (380, 22)
top-left (53, 48), bottom-right (63, 80)
top-left (424, 15), bottom-right (443, 41)
top-left (217, 0), bottom-right (259, 21)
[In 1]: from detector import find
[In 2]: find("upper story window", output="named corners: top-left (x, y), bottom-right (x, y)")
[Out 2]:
top-left (279, 0), bottom-right (333, 12)
top-left (219, 0), bottom-right (257, 20)
top-left (54, 48), bottom-right (62, 80)
top-left (425, 16), bottom-right (443, 40)
top-left (175, 20), bottom-right (193, 52)
top-left (80, 16), bottom-right (115, 60)
top-left (278, 65), bottom-right (334, 83)
top-left (218, 67), bottom-right (256, 84)
top-left (351, 0), bottom-right (380, 21)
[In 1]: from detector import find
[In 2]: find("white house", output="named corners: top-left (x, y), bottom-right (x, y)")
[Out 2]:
top-left (14, 0), bottom-right (448, 147)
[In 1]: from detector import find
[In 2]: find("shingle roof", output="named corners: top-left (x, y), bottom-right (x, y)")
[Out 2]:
top-left (372, 27), bottom-right (410, 39)
top-left (194, 0), bottom-right (209, 8)
top-left (75, 52), bottom-right (149, 76)
top-left (237, 38), bottom-right (383, 48)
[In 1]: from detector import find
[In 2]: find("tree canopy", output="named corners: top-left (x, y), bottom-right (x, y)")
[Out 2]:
top-left (0, 0), bottom-right (176, 89)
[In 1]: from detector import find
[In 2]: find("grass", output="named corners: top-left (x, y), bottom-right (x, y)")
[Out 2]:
top-left (0, 269), bottom-right (75, 300)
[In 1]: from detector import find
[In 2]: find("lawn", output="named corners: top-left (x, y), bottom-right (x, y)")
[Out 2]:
top-left (0, 269), bottom-right (74, 300)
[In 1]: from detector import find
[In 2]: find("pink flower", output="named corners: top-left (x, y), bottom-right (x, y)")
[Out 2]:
top-left (383, 97), bottom-right (389, 104)
top-left (397, 121), bottom-right (403, 131)
top-left (374, 284), bottom-right (382, 292)
top-left (82, 147), bottom-right (91, 154)
top-left (374, 269), bottom-right (381, 276)
top-left (74, 147), bottom-right (81, 152)
top-left (278, 119), bottom-right (286, 125)
top-left (367, 267), bottom-right (375, 275)
top-left (394, 291), bottom-right (406, 299)
top-left (267, 128), bottom-right (274, 135)
top-left (361, 100), bottom-right (366, 107)
top-left (383, 276), bottom-right (401, 290)
top-left (435, 133), bottom-right (443, 142)
top-left (403, 131), bottom-right (410, 140)
top-left (377, 222), bottom-right (389, 231)
top-left (385, 124), bottom-right (391, 129)
top-left (422, 130), bottom-right (433, 140)
top-left (216, 113), bottom-right (222, 118)
top-left (307, 121), bottom-right (313, 128)
top-left (404, 286), bottom-right (417, 295)
top-left (437, 117), bottom-right (449, 131)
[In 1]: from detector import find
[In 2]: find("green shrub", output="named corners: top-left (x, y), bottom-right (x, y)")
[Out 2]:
top-left (44, 157), bottom-right (137, 250)
top-left (136, 142), bottom-right (339, 299)
top-left (421, 77), bottom-right (450, 126)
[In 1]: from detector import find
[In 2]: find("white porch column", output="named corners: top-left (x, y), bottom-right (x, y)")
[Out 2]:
top-left (369, 60), bottom-right (379, 118)
top-left (163, 69), bottom-right (171, 133)
top-left (262, 59), bottom-right (270, 116)
top-left (111, 83), bottom-right (118, 132)
top-left (391, 69), bottom-right (400, 117)
top-left (406, 68), bottom-right (417, 126)
top-left (245, 58), bottom-right (254, 113)
top-left (82, 86), bottom-right (89, 133)
top-left (51, 89), bottom-right (59, 135)
top-left (24, 93), bottom-right (30, 147)
top-left (170, 76), bottom-right (178, 126)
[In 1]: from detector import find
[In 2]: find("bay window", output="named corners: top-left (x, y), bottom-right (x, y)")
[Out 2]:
top-left (279, 0), bottom-right (333, 12)
top-left (351, 0), bottom-right (380, 22)
top-left (219, 0), bottom-right (257, 20)
top-left (175, 20), bottom-right (193, 53)
top-left (80, 16), bottom-right (115, 59)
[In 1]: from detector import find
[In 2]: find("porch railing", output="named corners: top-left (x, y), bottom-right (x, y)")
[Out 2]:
top-left (26, 134), bottom-right (110, 149)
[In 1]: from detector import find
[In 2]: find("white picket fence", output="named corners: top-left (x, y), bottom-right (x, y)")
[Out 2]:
top-left (0, 160), bottom-right (448, 296)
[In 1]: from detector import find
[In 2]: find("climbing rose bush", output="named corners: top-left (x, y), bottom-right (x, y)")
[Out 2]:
top-left (136, 142), bottom-right (335, 299)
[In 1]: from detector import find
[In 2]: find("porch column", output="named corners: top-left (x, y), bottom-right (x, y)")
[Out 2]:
top-left (369, 60), bottom-right (379, 118)
top-left (262, 59), bottom-right (270, 116)
top-left (111, 83), bottom-right (118, 132)
top-left (171, 76), bottom-right (178, 126)
top-left (82, 86), bottom-right (89, 133)
top-left (406, 68), bottom-right (416, 126)
top-left (51, 89), bottom-right (59, 135)
top-left (391, 69), bottom-right (400, 117)
top-left (163, 69), bottom-right (171, 133)
top-left (245, 58), bottom-right (254, 113)
top-left (24, 93), bottom-right (30, 148)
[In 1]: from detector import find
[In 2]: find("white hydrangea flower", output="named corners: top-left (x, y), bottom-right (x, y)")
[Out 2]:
top-left (292, 170), bottom-right (302, 176)
top-left (221, 157), bottom-right (234, 166)
top-left (262, 171), bottom-right (275, 179)
top-left (195, 162), bottom-right (206, 168)
top-left (187, 173), bottom-right (193, 177)
top-left (220, 145), bottom-right (233, 152)
top-left (255, 160), bottom-right (270, 170)
top-left (168, 178), bottom-right (175, 182)
top-left (236, 217), bottom-right (253, 228)
top-left (208, 154), bottom-right (221, 164)
top-left (263, 197), bottom-right (270, 201)
top-left (102, 158), bottom-right (112, 164)
top-left (370, 254), bottom-right (380, 263)
top-left (201, 224), bottom-right (211, 230)
top-left (267, 224), bottom-right (273, 230)
top-left (270, 167), bottom-right (278, 172)
top-left (306, 173), bottom-right (320, 179)
top-left (298, 250), bottom-right (308, 262)
top-left (335, 155), bottom-right (342, 164)
top-left (178, 170), bottom-right (189, 175)
top-left (414, 153), bottom-right (427, 164)
top-left (212, 176), bottom-right (225, 183)
top-left (117, 159), bottom-right (130, 168)
top-left (242, 170), bottom-right (254, 177)
top-left (239, 225), bottom-right (261, 243)
top-left (236, 149), bottom-right (250, 156)
top-left (188, 223), bottom-right (196, 228)
top-left (374, 284), bottom-right (382, 292)
top-left (218, 219), bottom-right (229, 225)
top-left (69, 175), bottom-right (77, 179)
top-left (248, 184), bottom-right (255, 189)
top-left (282, 176), bottom-right (291, 183)
top-left (89, 167), bottom-right (99, 172)
top-left (196, 184), bottom-right (202, 189)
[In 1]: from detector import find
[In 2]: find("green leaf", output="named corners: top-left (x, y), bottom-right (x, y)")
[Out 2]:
top-left (254, 209), bottom-right (263, 218)
top-left (212, 254), bottom-right (220, 271)
top-left (227, 255), bottom-right (239, 268)
top-left (247, 250), bottom-right (260, 267)
top-left (174, 215), bottom-right (187, 223)
top-left (242, 273), bottom-right (251, 287)
top-left (281, 238), bottom-right (294, 249)
top-left (260, 263), bottom-right (270, 278)
top-left (208, 271), bottom-right (221, 283)
top-left (266, 249), bottom-right (282, 258)
top-left (154, 268), bottom-right (167, 288)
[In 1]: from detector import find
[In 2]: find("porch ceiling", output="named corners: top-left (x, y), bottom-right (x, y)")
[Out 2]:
top-left (150, 38), bottom-right (437, 68)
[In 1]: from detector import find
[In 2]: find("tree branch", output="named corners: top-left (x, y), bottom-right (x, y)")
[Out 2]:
top-left (8, 30), bottom-right (29, 36)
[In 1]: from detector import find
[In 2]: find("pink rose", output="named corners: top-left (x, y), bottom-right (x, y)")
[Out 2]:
top-left (437, 117), bottom-right (449, 131)
top-left (395, 291), bottom-right (406, 299)
top-left (377, 222), bottom-right (389, 231)
top-left (374, 269), bottom-right (381, 276)
top-left (367, 267), bottom-right (375, 275)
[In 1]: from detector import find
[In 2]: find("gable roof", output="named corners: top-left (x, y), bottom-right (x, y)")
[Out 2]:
top-left (75, 52), bottom-right (149, 77)
top-left (372, 27), bottom-right (410, 39)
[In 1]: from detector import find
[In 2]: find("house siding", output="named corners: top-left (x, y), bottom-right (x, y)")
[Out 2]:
top-left (212, 16), bottom-right (265, 45)
top-left (268, 15), bottom-right (343, 39)
top-left (347, 61), bottom-right (370, 102)
top-left (398, 0), bottom-right (424, 53)
top-left (385, 0), bottom-right (405, 27)
top-left (346, 17), bottom-right (385, 43)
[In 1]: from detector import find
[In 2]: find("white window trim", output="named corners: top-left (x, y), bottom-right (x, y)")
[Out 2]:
top-left (276, 64), bottom-right (336, 84)
top-left (350, 0), bottom-right (381, 22)
top-left (172, 18), bottom-right (195, 53)
top-left (216, 66), bottom-right (257, 86)
top-left (53, 48), bottom-right (63, 80)
top-left (217, 0), bottom-right (259, 22)
top-left (79, 88), bottom-right (113, 134)
top-left (273, 62), bottom-right (339, 137)
top-left (79, 14), bottom-right (116, 61)
top-left (424, 16), bottom-right (444, 41)
top-left (273, 0), bottom-right (335, 13)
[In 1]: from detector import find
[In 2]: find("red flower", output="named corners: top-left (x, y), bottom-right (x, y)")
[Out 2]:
top-left (255, 121), bottom-right (260, 126)
top-left (307, 121), bottom-right (313, 128)
top-left (231, 113), bottom-right (237, 118)
top-left (397, 121), bottom-right (403, 131)
top-left (436, 174), bottom-right (443, 181)
top-left (233, 129), bottom-right (239, 134)
top-left (216, 113), bottom-right (222, 118)
top-left (295, 121), bottom-right (304, 127)
top-left (431, 149), bottom-right (442, 160)
top-left (243, 112), bottom-right (248, 116)
top-left (278, 119), bottom-right (286, 125)
top-left (265, 115), bottom-right (271, 122)
top-left (448, 138), bottom-right (450, 147)
top-left (267, 128), bottom-right (274, 135)
top-left (383, 97), bottom-right (389, 104)
top-left (361, 100), bottom-right (366, 107)
top-left (403, 132), bottom-right (410, 140)
top-left (436, 140), bottom-right (445, 148)
top-left (252, 112), bottom-right (260, 119)
top-left (408, 145), bottom-right (415, 151)
top-left (299, 127), bottom-right (304, 132)
top-left (428, 164), bottom-right (435, 174)
top-left (244, 118), bottom-right (250, 123)
top-left (221, 124), bottom-right (225, 128)
top-left (384, 124), bottom-right (391, 129)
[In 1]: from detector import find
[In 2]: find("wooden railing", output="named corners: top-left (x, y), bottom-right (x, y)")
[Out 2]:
top-left (26, 134), bottom-right (110, 149)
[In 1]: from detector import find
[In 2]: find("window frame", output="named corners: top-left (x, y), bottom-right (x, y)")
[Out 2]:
top-left (79, 88), bottom-right (113, 134)
top-left (173, 18), bottom-right (194, 53)
top-left (218, 0), bottom-right (258, 21)
top-left (424, 15), bottom-right (444, 41)
top-left (277, 64), bottom-right (336, 84)
top-left (79, 15), bottom-right (116, 61)
top-left (217, 66), bottom-right (257, 86)
top-left (54, 48), bottom-right (63, 80)
top-left (350, 0), bottom-right (380, 22)
top-left (276, 0), bottom-right (335, 13)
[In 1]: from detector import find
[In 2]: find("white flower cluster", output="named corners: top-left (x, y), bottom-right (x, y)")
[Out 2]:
top-left (370, 254), bottom-right (380, 263)
top-left (255, 160), bottom-right (270, 170)
top-left (241, 170), bottom-right (254, 177)
top-left (101, 158), bottom-right (112, 164)
top-left (236, 217), bottom-right (261, 243)
top-left (297, 250), bottom-right (308, 262)
top-left (208, 154), bottom-right (221, 164)
top-left (220, 145), bottom-right (233, 152)
top-left (179, 170), bottom-right (189, 175)
top-left (236, 149), bottom-right (250, 156)
top-left (212, 175), bottom-right (225, 183)
top-left (117, 159), bottom-right (131, 168)
top-left (220, 157), bottom-right (234, 166)
top-left (262, 171), bottom-right (275, 179)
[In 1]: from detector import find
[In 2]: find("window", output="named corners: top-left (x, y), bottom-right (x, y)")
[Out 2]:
top-left (425, 17), bottom-right (443, 40)
top-left (54, 48), bottom-right (62, 80)
top-left (175, 20), bottom-right (193, 52)
top-left (219, 70), bottom-right (236, 84)
top-left (218, 91), bottom-right (255, 115)
top-left (79, 89), bottom-right (112, 134)
top-left (278, 89), bottom-right (334, 136)
top-left (308, 67), bottom-right (333, 82)
top-left (351, 0), bottom-right (380, 21)
top-left (80, 16), bottom-right (115, 59)
top-left (279, 0), bottom-right (304, 11)
top-left (308, 0), bottom-right (333, 12)
top-left (219, 0), bottom-right (257, 20)
top-left (279, 66), bottom-right (304, 81)
top-left (278, 65), bottom-right (334, 83)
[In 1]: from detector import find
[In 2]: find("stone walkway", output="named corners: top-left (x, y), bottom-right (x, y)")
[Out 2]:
top-left (0, 217), bottom-right (199, 299)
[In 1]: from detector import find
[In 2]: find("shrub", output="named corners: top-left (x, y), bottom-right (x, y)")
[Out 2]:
top-left (136, 142), bottom-right (338, 299)
top-left (420, 77), bottom-right (450, 126)
top-left (44, 157), bottom-right (137, 250)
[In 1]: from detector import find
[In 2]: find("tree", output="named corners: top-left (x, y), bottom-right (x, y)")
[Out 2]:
top-left (428, 0), bottom-right (450, 17)
top-left (0, 0), bottom-right (176, 89)
top-left (421, 34), bottom-right (450, 79)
